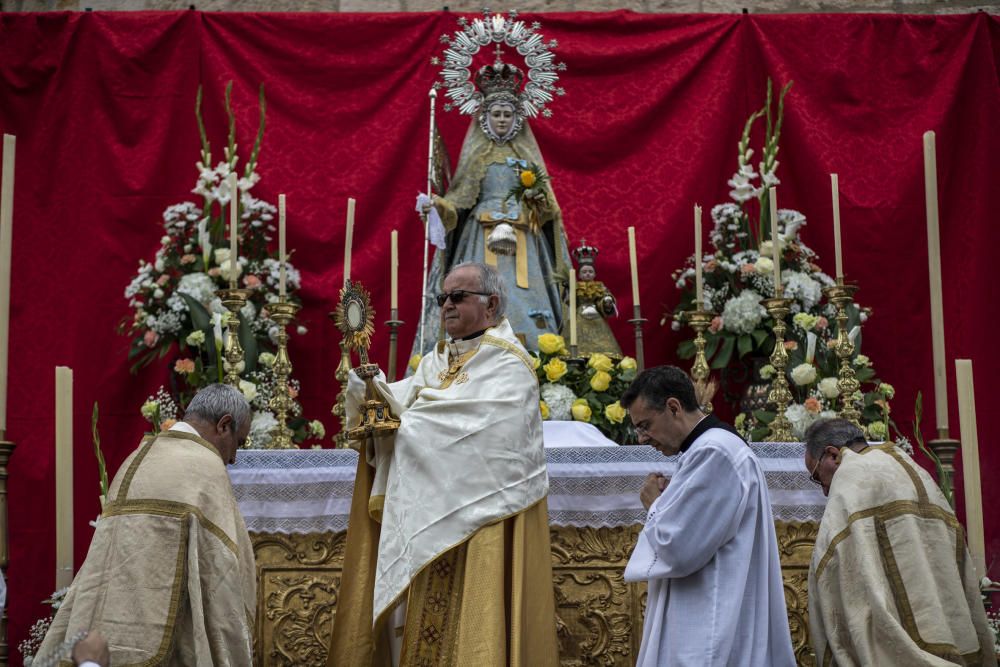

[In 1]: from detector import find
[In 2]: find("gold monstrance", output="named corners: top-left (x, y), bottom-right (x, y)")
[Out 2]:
top-left (333, 281), bottom-right (401, 443)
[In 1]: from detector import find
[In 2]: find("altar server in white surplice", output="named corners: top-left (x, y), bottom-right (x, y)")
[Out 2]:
top-left (622, 366), bottom-right (796, 667)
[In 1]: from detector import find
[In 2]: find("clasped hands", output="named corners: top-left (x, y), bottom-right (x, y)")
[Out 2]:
top-left (640, 472), bottom-right (668, 511)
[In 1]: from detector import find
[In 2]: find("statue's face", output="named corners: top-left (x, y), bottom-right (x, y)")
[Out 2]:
top-left (486, 103), bottom-right (516, 140)
top-left (579, 265), bottom-right (596, 281)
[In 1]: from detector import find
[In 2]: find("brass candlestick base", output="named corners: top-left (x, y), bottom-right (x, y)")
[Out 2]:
top-left (385, 310), bottom-right (403, 382)
top-left (628, 304), bottom-right (647, 372)
top-left (267, 301), bottom-right (301, 449)
top-left (822, 282), bottom-right (862, 428)
top-left (216, 287), bottom-right (254, 387)
top-left (762, 296), bottom-right (795, 441)
top-left (927, 435), bottom-right (960, 499)
top-left (331, 335), bottom-right (351, 449)
top-left (685, 309), bottom-right (714, 414)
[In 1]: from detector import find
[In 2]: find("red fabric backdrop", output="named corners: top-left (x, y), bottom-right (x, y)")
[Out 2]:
top-left (1, 10), bottom-right (998, 658)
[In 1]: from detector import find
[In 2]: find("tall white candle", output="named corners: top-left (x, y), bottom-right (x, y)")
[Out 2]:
top-left (694, 204), bottom-right (703, 309)
top-left (955, 359), bottom-right (985, 578)
top-left (228, 173), bottom-right (238, 288)
top-left (923, 131), bottom-right (948, 435)
top-left (390, 230), bottom-right (398, 310)
top-left (831, 174), bottom-right (844, 281)
top-left (569, 267), bottom-right (577, 348)
top-left (769, 187), bottom-right (781, 292)
top-left (0, 135), bottom-right (15, 435)
top-left (278, 194), bottom-right (287, 300)
top-left (628, 226), bottom-right (640, 306)
top-left (55, 366), bottom-right (73, 589)
top-left (344, 198), bottom-right (356, 285)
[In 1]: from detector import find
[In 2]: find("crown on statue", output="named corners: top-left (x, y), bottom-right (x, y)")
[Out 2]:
top-left (474, 62), bottom-right (525, 101)
top-left (573, 239), bottom-right (599, 266)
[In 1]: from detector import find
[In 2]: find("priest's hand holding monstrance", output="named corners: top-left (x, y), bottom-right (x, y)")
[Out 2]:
top-left (333, 280), bottom-right (401, 441)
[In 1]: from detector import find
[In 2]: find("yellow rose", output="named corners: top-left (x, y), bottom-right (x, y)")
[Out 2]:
top-left (520, 170), bottom-right (537, 187)
top-left (590, 370), bottom-right (612, 392)
top-left (604, 401), bottom-right (626, 424)
top-left (408, 354), bottom-right (422, 371)
top-left (538, 333), bottom-right (566, 355)
top-left (571, 399), bottom-right (592, 422)
top-left (587, 353), bottom-right (614, 373)
top-left (618, 356), bottom-right (637, 371)
top-left (531, 354), bottom-right (541, 370)
top-left (539, 400), bottom-right (550, 420)
top-left (543, 357), bottom-right (568, 382)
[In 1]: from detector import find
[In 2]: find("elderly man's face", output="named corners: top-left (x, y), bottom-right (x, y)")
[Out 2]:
top-left (804, 445), bottom-right (840, 497)
top-left (440, 266), bottom-right (497, 339)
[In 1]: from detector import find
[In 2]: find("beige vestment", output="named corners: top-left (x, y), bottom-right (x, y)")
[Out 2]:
top-left (37, 426), bottom-right (257, 666)
top-left (328, 319), bottom-right (559, 666)
top-left (808, 444), bottom-right (995, 667)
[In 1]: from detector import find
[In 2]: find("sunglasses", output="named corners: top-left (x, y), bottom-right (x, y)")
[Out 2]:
top-left (435, 290), bottom-right (492, 307)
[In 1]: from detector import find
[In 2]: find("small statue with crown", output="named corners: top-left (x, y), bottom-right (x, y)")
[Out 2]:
top-left (562, 240), bottom-right (623, 359)
top-left (411, 10), bottom-right (573, 358)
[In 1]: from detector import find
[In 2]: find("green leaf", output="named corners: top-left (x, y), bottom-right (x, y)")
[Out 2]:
top-left (711, 336), bottom-right (735, 369)
top-left (753, 409), bottom-right (775, 422)
top-left (737, 334), bottom-right (753, 359)
top-left (677, 339), bottom-right (695, 360)
top-left (179, 293), bottom-right (213, 331)
top-left (855, 367), bottom-right (876, 382)
top-left (238, 316), bottom-right (258, 375)
top-left (704, 334), bottom-right (721, 360)
top-left (751, 328), bottom-right (770, 349)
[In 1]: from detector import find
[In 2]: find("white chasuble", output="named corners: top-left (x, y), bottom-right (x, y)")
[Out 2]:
top-left (37, 427), bottom-right (256, 666)
top-left (624, 422), bottom-right (796, 667)
top-left (808, 445), bottom-right (996, 667)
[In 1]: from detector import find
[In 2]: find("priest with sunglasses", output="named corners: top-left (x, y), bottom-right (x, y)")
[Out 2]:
top-left (328, 262), bottom-right (559, 667)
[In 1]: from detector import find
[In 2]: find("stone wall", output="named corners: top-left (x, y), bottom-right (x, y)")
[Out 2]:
top-left (3, 0), bottom-right (998, 14)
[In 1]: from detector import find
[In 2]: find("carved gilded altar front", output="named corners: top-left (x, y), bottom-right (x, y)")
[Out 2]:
top-left (252, 521), bottom-right (818, 666)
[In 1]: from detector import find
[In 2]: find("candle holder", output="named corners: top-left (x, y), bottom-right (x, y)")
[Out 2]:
top-left (331, 334), bottom-right (352, 449)
top-left (266, 301), bottom-right (301, 449)
top-left (215, 287), bottom-right (254, 387)
top-left (385, 309), bottom-right (404, 383)
top-left (685, 309), bottom-right (714, 414)
top-left (822, 282), bottom-right (863, 428)
top-left (628, 304), bottom-right (647, 372)
top-left (0, 436), bottom-right (13, 662)
top-left (927, 428), bottom-right (960, 503)
top-left (762, 296), bottom-right (795, 441)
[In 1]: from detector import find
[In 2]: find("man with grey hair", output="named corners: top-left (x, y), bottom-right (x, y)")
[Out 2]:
top-left (38, 384), bottom-right (257, 666)
top-left (805, 417), bottom-right (995, 666)
top-left (329, 262), bottom-right (559, 666)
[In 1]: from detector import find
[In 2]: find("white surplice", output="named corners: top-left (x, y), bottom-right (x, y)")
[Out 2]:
top-left (624, 420), bottom-right (796, 667)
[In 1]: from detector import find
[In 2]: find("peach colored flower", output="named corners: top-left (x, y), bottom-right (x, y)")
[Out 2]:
top-left (804, 397), bottom-right (822, 414)
top-left (207, 267), bottom-right (222, 277)
top-left (704, 259), bottom-right (718, 272)
top-left (709, 316), bottom-right (723, 334)
top-left (160, 418), bottom-right (177, 432)
top-left (826, 338), bottom-right (839, 349)
top-left (156, 274), bottom-right (170, 286)
top-left (815, 316), bottom-right (828, 330)
top-left (180, 254), bottom-right (198, 264)
top-left (243, 274), bottom-right (262, 288)
top-left (173, 358), bottom-right (196, 374)
top-left (783, 340), bottom-right (798, 351)
top-left (740, 263), bottom-right (755, 275)
top-left (143, 330), bottom-right (159, 348)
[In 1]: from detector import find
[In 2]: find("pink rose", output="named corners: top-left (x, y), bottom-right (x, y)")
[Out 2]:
top-left (207, 268), bottom-right (221, 277)
top-left (815, 316), bottom-right (828, 330)
top-left (704, 259), bottom-right (718, 272)
top-left (174, 358), bottom-right (196, 374)
top-left (740, 264), bottom-right (755, 275)
top-left (143, 330), bottom-right (159, 348)
top-left (709, 316), bottom-right (723, 333)
top-left (804, 397), bottom-right (821, 414)
top-left (180, 254), bottom-right (197, 264)
top-left (156, 274), bottom-right (170, 286)
top-left (783, 340), bottom-right (798, 351)
top-left (243, 274), bottom-right (262, 288)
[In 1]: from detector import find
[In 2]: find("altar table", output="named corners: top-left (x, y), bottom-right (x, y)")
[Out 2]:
top-left (230, 445), bottom-right (824, 666)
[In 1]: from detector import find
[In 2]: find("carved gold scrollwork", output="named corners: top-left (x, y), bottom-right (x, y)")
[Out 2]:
top-left (550, 525), bottom-right (642, 566)
top-left (264, 574), bottom-right (339, 666)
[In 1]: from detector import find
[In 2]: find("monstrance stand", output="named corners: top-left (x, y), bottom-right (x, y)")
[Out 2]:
top-left (333, 281), bottom-right (401, 447)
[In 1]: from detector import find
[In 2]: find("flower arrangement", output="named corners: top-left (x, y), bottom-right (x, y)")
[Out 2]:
top-left (120, 83), bottom-right (322, 447)
top-left (531, 333), bottom-right (637, 443)
top-left (505, 159), bottom-right (550, 206)
top-left (666, 81), bottom-right (892, 441)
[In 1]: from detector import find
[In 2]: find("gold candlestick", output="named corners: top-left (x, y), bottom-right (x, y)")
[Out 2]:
top-left (822, 282), bottom-right (862, 428)
top-left (628, 304), bottom-right (647, 372)
top-left (685, 310), bottom-right (714, 414)
top-left (267, 301), bottom-right (301, 449)
top-left (331, 334), bottom-right (351, 449)
top-left (762, 296), bottom-right (795, 441)
top-left (385, 309), bottom-right (403, 382)
top-left (216, 287), bottom-right (254, 387)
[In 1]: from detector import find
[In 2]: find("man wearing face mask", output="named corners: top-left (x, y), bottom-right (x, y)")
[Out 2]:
top-left (804, 418), bottom-right (996, 666)
top-left (329, 262), bottom-right (559, 667)
top-left (414, 55), bottom-right (572, 356)
top-left (36, 384), bottom-right (257, 666)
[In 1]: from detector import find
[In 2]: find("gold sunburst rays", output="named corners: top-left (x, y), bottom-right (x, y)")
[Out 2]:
top-left (333, 281), bottom-right (375, 353)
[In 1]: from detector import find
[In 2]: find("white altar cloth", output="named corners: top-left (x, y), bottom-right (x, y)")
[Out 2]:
top-left (228, 442), bottom-right (825, 535)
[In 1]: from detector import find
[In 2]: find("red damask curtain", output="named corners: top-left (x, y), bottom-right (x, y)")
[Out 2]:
top-left (1, 11), bottom-right (997, 657)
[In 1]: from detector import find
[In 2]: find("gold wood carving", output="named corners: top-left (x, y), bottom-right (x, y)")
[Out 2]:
top-left (250, 520), bottom-right (819, 667)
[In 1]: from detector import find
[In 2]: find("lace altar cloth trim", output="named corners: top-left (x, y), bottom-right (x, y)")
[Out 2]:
top-left (229, 444), bottom-right (825, 534)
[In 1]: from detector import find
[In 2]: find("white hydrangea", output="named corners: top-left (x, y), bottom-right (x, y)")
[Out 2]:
top-left (540, 383), bottom-right (577, 421)
top-left (177, 272), bottom-right (216, 306)
top-left (722, 290), bottom-right (767, 334)
top-left (783, 271), bottom-right (823, 310)
top-left (818, 377), bottom-right (840, 399)
top-left (248, 411), bottom-right (278, 448)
